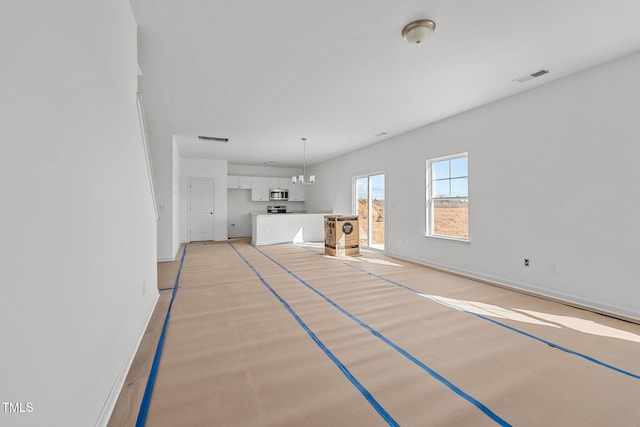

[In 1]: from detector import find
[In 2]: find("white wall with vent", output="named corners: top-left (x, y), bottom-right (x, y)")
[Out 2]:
top-left (306, 51), bottom-right (640, 320)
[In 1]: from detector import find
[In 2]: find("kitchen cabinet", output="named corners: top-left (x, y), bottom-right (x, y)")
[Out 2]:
top-left (227, 175), bottom-right (239, 189)
top-left (289, 183), bottom-right (305, 201)
top-left (251, 213), bottom-right (325, 245)
top-left (238, 175), bottom-right (304, 201)
top-left (238, 176), bottom-right (252, 189)
top-left (278, 177), bottom-right (291, 190)
top-left (227, 175), bottom-right (252, 189)
top-left (251, 177), bottom-right (270, 201)
top-left (267, 177), bottom-right (281, 189)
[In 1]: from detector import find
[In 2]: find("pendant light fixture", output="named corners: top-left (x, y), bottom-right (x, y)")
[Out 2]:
top-left (292, 138), bottom-right (315, 185)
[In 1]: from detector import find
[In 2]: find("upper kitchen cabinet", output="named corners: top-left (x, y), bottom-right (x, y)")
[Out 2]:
top-left (266, 177), bottom-right (280, 189)
top-left (289, 183), bottom-right (305, 201)
top-left (232, 175), bottom-right (303, 201)
top-left (278, 177), bottom-right (290, 190)
top-left (251, 177), bottom-right (270, 201)
top-left (228, 175), bottom-right (253, 189)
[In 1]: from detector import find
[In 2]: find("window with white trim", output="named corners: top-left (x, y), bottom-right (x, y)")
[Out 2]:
top-left (426, 153), bottom-right (469, 240)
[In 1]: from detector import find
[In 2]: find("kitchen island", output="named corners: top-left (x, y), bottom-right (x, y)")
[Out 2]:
top-left (251, 212), bottom-right (331, 246)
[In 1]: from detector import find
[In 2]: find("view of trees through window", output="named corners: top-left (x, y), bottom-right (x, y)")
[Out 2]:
top-left (429, 155), bottom-right (469, 239)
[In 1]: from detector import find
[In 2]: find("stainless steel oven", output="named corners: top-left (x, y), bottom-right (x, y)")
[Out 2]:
top-left (267, 205), bottom-right (287, 214)
top-left (269, 188), bottom-right (289, 201)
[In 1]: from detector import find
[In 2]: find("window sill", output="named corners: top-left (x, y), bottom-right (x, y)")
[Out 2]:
top-left (425, 234), bottom-right (470, 244)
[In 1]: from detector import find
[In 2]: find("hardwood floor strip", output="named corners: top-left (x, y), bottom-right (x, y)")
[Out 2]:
top-left (136, 243), bottom-right (187, 426)
top-left (108, 245), bottom-right (184, 427)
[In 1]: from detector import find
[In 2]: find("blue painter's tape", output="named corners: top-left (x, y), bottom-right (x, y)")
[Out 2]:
top-left (229, 243), bottom-right (399, 427)
top-left (251, 245), bottom-right (511, 427)
top-left (136, 244), bottom-right (188, 427)
top-left (343, 262), bottom-right (640, 381)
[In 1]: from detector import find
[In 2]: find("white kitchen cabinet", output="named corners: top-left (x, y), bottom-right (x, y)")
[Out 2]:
top-left (228, 175), bottom-right (252, 189)
top-left (227, 175), bottom-right (239, 189)
top-left (251, 177), bottom-right (269, 201)
top-left (278, 177), bottom-right (290, 190)
top-left (238, 176), bottom-right (252, 189)
top-left (289, 183), bottom-right (305, 201)
top-left (267, 177), bottom-right (280, 189)
top-left (239, 175), bottom-right (301, 200)
top-left (251, 213), bottom-right (325, 245)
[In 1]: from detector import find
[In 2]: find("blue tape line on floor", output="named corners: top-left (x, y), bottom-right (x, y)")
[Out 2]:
top-left (251, 245), bottom-right (511, 427)
top-left (342, 261), bottom-right (640, 380)
top-left (229, 243), bottom-right (398, 427)
top-left (136, 244), bottom-right (188, 427)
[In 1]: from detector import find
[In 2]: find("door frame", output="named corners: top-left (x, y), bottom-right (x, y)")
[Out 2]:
top-left (352, 171), bottom-right (386, 252)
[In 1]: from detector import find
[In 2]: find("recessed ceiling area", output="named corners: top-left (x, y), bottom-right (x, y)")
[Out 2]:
top-left (131, 0), bottom-right (640, 166)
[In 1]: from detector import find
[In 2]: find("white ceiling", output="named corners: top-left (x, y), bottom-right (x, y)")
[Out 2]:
top-left (131, 0), bottom-right (640, 167)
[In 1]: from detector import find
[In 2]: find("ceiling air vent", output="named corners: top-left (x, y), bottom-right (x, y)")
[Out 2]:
top-left (513, 68), bottom-right (550, 83)
top-left (198, 136), bottom-right (229, 142)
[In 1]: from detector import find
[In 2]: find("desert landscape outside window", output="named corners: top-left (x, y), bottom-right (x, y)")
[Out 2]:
top-left (427, 154), bottom-right (469, 239)
top-left (354, 173), bottom-right (385, 250)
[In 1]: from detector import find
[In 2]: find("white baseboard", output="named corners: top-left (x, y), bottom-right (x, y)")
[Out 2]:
top-left (158, 242), bottom-right (183, 262)
top-left (389, 252), bottom-right (640, 324)
top-left (94, 292), bottom-right (159, 426)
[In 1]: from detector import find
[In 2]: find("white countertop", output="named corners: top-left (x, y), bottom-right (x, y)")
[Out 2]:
top-left (250, 211), bottom-right (333, 216)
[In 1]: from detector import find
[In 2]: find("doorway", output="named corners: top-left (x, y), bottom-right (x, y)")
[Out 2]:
top-left (189, 178), bottom-right (214, 242)
top-left (354, 173), bottom-right (385, 250)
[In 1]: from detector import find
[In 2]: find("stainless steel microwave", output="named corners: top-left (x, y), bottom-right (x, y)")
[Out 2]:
top-left (269, 188), bottom-right (289, 201)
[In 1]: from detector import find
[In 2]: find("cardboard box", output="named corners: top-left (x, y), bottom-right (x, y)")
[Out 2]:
top-left (324, 215), bottom-right (359, 256)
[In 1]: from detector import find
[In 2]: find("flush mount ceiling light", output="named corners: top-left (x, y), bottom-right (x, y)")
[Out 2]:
top-left (291, 138), bottom-right (315, 185)
top-left (401, 19), bottom-right (436, 44)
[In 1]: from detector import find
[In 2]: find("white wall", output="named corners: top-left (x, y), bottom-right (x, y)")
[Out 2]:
top-left (307, 51), bottom-right (640, 320)
top-left (227, 190), bottom-right (254, 237)
top-left (148, 130), bottom-right (177, 261)
top-left (228, 164), bottom-right (302, 177)
top-left (172, 139), bottom-right (181, 256)
top-left (0, 2), bottom-right (158, 426)
top-left (179, 158), bottom-right (228, 242)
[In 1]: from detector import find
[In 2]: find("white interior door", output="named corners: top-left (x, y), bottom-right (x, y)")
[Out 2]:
top-left (189, 178), bottom-right (214, 241)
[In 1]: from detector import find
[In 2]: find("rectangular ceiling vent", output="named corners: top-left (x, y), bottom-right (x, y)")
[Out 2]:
top-left (198, 136), bottom-right (229, 142)
top-left (513, 68), bottom-right (550, 83)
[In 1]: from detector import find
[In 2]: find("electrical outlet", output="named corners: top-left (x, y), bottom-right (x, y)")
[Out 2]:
top-left (524, 258), bottom-right (530, 267)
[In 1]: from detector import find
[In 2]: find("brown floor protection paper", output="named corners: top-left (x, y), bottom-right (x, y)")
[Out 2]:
top-left (133, 241), bottom-right (640, 426)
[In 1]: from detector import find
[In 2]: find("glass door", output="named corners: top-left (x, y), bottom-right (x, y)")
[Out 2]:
top-left (354, 173), bottom-right (385, 250)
